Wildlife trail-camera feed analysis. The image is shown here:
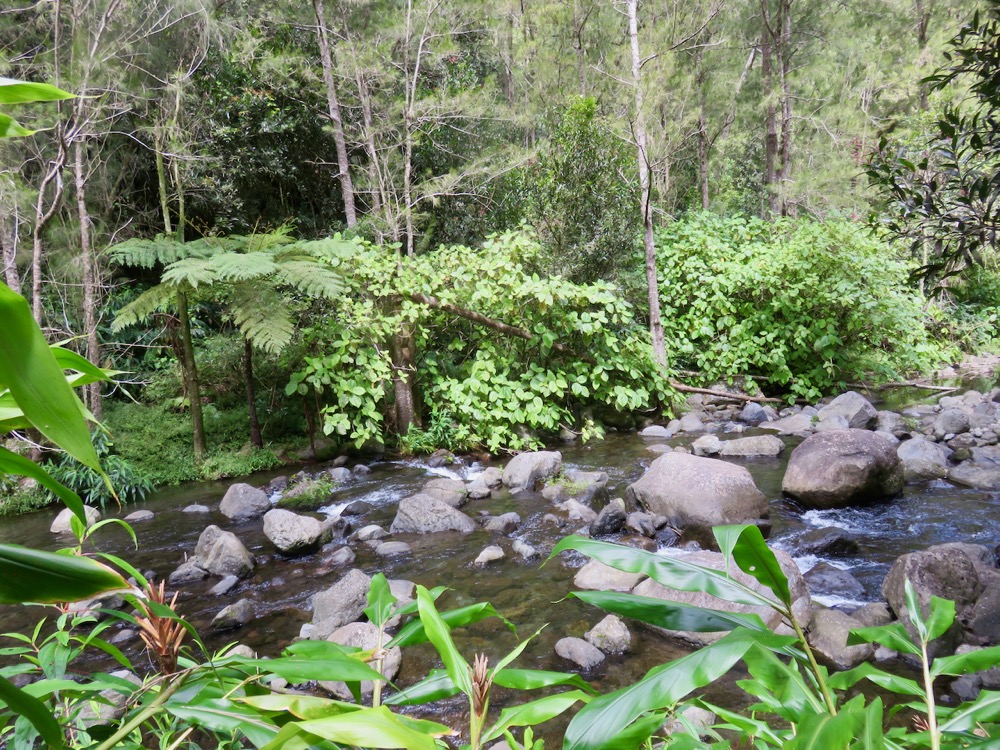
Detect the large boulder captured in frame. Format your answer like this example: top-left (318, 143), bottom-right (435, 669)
top-left (502, 451), bottom-right (562, 493)
top-left (625, 453), bottom-right (768, 533)
top-left (881, 544), bottom-right (985, 655)
top-left (50, 505), bottom-right (101, 534)
top-left (574, 560), bottom-right (646, 592)
top-left (311, 569), bottom-right (372, 640)
top-left (719, 435), bottom-right (785, 458)
top-left (263, 509), bottom-right (329, 554)
top-left (389, 494), bottom-right (477, 534)
top-left (782, 429), bottom-right (903, 509)
top-left (631, 548), bottom-right (810, 647)
top-left (817, 391), bottom-right (877, 430)
top-left (933, 409), bottom-right (971, 440)
top-left (195, 525), bottom-right (255, 578)
top-left (421, 478), bottom-right (468, 508)
top-left (804, 562), bottom-right (866, 599)
top-left (219, 483), bottom-right (271, 522)
top-left (590, 498), bottom-right (627, 536)
top-left (948, 462), bottom-right (1000, 490)
top-left (897, 438), bottom-right (953, 481)
top-left (785, 527), bottom-right (859, 557)
top-left (807, 608), bottom-right (874, 670)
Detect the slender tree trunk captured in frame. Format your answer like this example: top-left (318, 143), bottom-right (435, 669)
top-left (761, 34), bottom-right (779, 217)
top-left (244, 338), bottom-right (262, 448)
top-left (572, 0), bottom-right (588, 96)
top-left (390, 323), bottom-right (417, 434)
top-left (777, 0), bottom-right (793, 215)
top-left (0, 213), bottom-right (19, 293)
top-left (403, 124), bottom-right (415, 257)
top-left (695, 48), bottom-right (710, 209)
top-left (915, 0), bottom-right (931, 110)
top-left (74, 138), bottom-right (103, 419)
top-left (356, 70), bottom-right (384, 214)
top-left (177, 289), bottom-right (206, 464)
top-left (627, 0), bottom-right (667, 369)
top-left (312, 0), bottom-right (357, 227)
top-left (31, 141), bottom-right (67, 325)
top-left (154, 123), bottom-right (172, 234)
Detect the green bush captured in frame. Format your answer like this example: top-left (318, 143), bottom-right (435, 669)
top-left (656, 213), bottom-right (949, 400)
top-left (44, 430), bottom-right (155, 508)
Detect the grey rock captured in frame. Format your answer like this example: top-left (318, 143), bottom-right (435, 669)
top-left (212, 599), bottom-right (255, 631)
top-left (426, 449), bottom-right (456, 468)
top-left (210, 575), bottom-right (239, 596)
top-left (124, 510), bottom-right (154, 523)
top-left (948, 462), bottom-right (1000, 490)
top-left (898, 438), bottom-right (953, 481)
top-left (640, 425), bottom-right (675, 438)
top-left (876, 410), bottom-right (911, 438)
top-left (815, 414), bottom-right (850, 432)
top-left (786, 527), bottom-right (860, 557)
top-left (852, 602), bottom-right (892, 628)
top-left (805, 562), bottom-right (866, 599)
top-left (626, 452), bottom-right (768, 531)
top-left (168, 559), bottom-right (209, 584)
top-left (390, 494), bottom-right (477, 534)
top-left (352, 464), bottom-right (371, 476)
top-left (691, 435), bottom-right (722, 456)
top-left (474, 545), bottom-right (505, 565)
top-left (817, 391), bottom-right (877, 429)
top-left (50, 505), bottom-right (101, 534)
top-left (663, 706), bottom-right (718, 739)
top-left (311, 569), bottom-right (372, 640)
top-left (590, 499), bottom-right (627, 536)
top-left (375, 541), bottom-right (411, 557)
top-left (740, 402), bottom-right (768, 425)
top-left (970, 580), bottom-right (1000, 643)
top-left (808, 608), bottom-right (874, 670)
top-left (555, 637), bottom-right (604, 669)
top-left (466, 480), bottom-right (492, 500)
top-left (952, 674), bottom-right (982, 702)
top-left (422, 478), bottom-right (467, 508)
top-left (196, 526), bottom-right (255, 578)
top-left (970, 445), bottom-right (1000, 465)
top-left (502, 451), bottom-right (562, 493)
top-left (342, 500), bottom-right (372, 516)
top-left (182, 504), bottom-right (210, 514)
top-left (934, 409), bottom-right (972, 440)
top-left (782, 429), bottom-right (903, 509)
top-left (625, 511), bottom-right (660, 538)
top-left (354, 524), bottom-right (388, 542)
top-left (219, 483), bottom-right (271, 522)
top-left (479, 467), bottom-right (503, 488)
top-left (512, 539), bottom-right (538, 559)
top-left (326, 467), bottom-right (352, 484)
top-left (584, 615), bottom-right (631, 653)
top-left (322, 546), bottom-right (356, 567)
top-left (77, 670), bottom-right (141, 727)
top-left (558, 499), bottom-right (597, 523)
top-left (678, 413), bottom-right (705, 433)
top-left (719, 435), bottom-right (786, 458)
top-left (263, 509), bottom-right (329, 554)
top-left (320, 622), bottom-right (401, 699)
top-left (482, 512), bottom-right (521, 534)
top-left (761, 412), bottom-right (815, 435)
top-left (575, 560), bottom-right (646, 591)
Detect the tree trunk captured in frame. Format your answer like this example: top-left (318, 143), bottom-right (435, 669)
top-left (177, 289), bottom-right (207, 464)
top-left (356, 69), bottom-right (385, 214)
top-left (390, 322), bottom-right (417, 434)
top-left (761, 31), bottom-right (779, 217)
top-left (312, 0), bottom-right (357, 227)
top-left (74, 138), bottom-right (103, 419)
top-left (244, 338), bottom-right (262, 448)
top-left (627, 0), bottom-right (667, 369)
top-left (777, 0), bottom-right (793, 215)
top-left (31, 141), bottom-right (67, 325)
top-left (0, 213), bottom-right (19, 293)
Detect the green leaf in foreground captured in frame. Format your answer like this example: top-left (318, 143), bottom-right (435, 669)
top-left (0, 544), bottom-right (129, 604)
top-left (0, 674), bottom-right (64, 748)
top-left (293, 705), bottom-right (450, 750)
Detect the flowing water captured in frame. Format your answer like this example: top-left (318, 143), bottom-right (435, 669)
top-left (2, 409), bottom-right (999, 731)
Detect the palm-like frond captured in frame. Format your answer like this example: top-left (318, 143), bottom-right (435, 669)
top-left (112, 283), bottom-right (177, 330)
top-left (275, 260), bottom-right (346, 301)
top-left (107, 236), bottom-right (206, 268)
top-left (161, 258), bottom-right (219, 289)
top-left (228, 283), bottom-right (294, 354)
top-left (205, 252), bottom-right (279, 281)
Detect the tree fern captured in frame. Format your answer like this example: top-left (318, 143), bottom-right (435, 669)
top-left (204, 251), bottom-right (279, 282)
top-left (111, 283), bottom-right (177, 331)
top-left (108, 236), bottom-right (212, 268)
top-left (275, 259), bottom-right (346, 300)
top-left (161, 258), bottom-right (220, 288)
top-left (228, 283), bottom-right (295, 354)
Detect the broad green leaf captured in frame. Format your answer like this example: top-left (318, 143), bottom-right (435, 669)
top-left (939, 690), bottom-right (1000, 733)
top-left (0, 77), bottom-right (75, 105)
top-left (482, 690), bottom-right (590, 743)
top-left (239, 693), bottom-right (356, 720)
top-left (0, 285), bottom-right (103, 502)
top-left (383, 670), bottom-right (458, 706)
top-left (0, 446), bottom-right (85, 520)
top-left (50, 347), bottom-right (110, 384)
top-left (827, 662), bottom-right (923, 697)
top-left (847, 622), bottom-right (921, 656)
top-left (548, 536), bottom-right (776, 609)
top-left (364, 573), bottom-right (396, 629)
top-left (563, 629), bottom-right (760, 750)
top-left (932, 644), bottom-right (1000, 677)
top-left (0, 544), bottom-right (129, 604)
top-left (493, 668), bottom-right (596, 694)
top-left (388, 599), bottom-right (514, 648)
top-left (851, 698), bottom-right (885, 750)
top-left (924, 595), bottom-right (956, 642)
top-left (239, 642), bottom-right (384, 684)
top-left (415, 585), bottom-right (472, 696)
top-left (740, 643), bottom-right (826, 720)
top-left (0, 113), bottom-right (34, 137)
top-left (294, 705), bottom-right (449, 750)
top-left (570, 590), bottom-right (770, 633)
top-left (788, 705), bottom-right (866, 750)
top-left (0, 675), bottom-right (64, 748)
top-left (717, 524), bottom-right (791, 606)
top-left (904, 580), bottom-right (927, 641)
top-left (705, 702), bottom-right (783, 745)
top-left (165, 697), bottom-right (279, 747)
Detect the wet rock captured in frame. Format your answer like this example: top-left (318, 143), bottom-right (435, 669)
top-left (512, 539), bottom-right (538, 559)
top-left (678, 413), bottom-right (705, 433)
top-left (574, 560), bottom-right (645, 591)
top-left (466, 480), bottom-right (492, 500)
top-left (210, 575), bottom-right (240, 596)
top-left (625, 511), bottom-right (660, 538)
top-left (50, 505), bottom-right (101, 534)
top-left (626, 453), bottom-right (768, 533)
top-left (341, 500), bottom-right (372, 516)
top-left (266, 476), bottom-right (289, 494)
top-left (352, 464), bottom-right (371, 476)
top-left (474, 545), bottom-right (505, 565)
top-left (590, 498), bottom-right (627, 536)
top-left (882, 544), bottom-right (984, 656)
top-left (970, 580), bottom-right (1000, 643)
top-left (934, 409), bottom-right (971, 440)
top-left (212, 599), bottom-right (255, 631)
top-left (77, 670), bottom-right (142, 727)
top-left (782, 429), bottom-right (903, 509)
top-left (585, 615), bottom-right (631, 653)
top-left (327, 467), bottom-right (352, 484)
top-left (898, 438), bottom-right (953, 481)
top-left (876, 411), bottom-right (910, 438)
top-left (691, 435), bottom-right (722, 456)
top-left (948, 462), bottom-right (1000, 490)
top-left (621, 535), bottom-right (658, 552)
top-left (331, 455), bottom-right (349, 468)
top-left (482, 512), bottom-right (520, 534)
top-left (320, 622), bottom-right (401, 700)
top-left (124, 510), bottom-right (154, 523)
top-left (786, 527), bottom-right (860, 557)
top-left (632, 548), bottom-right (810, 647)
top-left (852, 602), bottom-right (892, 628)
top-left (740, 402), bottom-right (768, 425)
top-left (168, 559), bottom-right (208, 584)
top-left (645, 443), bottom-right (672, 454)
top-left (719, 435), bottom-right (785, 458)
top-left (195, 526), bottom-right (255, 578)
top-left (263, 509), bottom-right (329, 554)
top-left (760, 412), bottom-right (815, 435)
top-left (426, 449), bottom-right (456, 468)
top-left (640, 425), bottom-right (675, 438)
top-left (815, 415), bottom-right (850, 432)
top-left (375, 541), bottom-right (411, 557)
top-left (220, 483), bottom-right (271, 522)
top-left (354, 524), bottom-right (389, 542)
top-left (390, 494), bottom-right (477, 534)
top-left (805, 562), bottom-right (866, 599)
top-left (807, 608), bottom-right (874, 670)
top-left (952, 674), bottom-right (982, 702)
top-left (322, 545), bottom-right (356, 567)
top-left (542, 513), bottom-right (563, 527)
top-left (182, 504), bottom-right (209, 513)
top-left (311, 569), bottom-right (372, 640)
top-left (66, 591), bottom-right (126, 620)
top-left (555, 637), bottom-right (604, 669)
top-left (502, 451), bottom-right (562, 493)
top-left (422, 478), bottom-right (468, 508)
top-left (479, 467), bottom-right (503, 488)
top-left (817, 391), bottom-right (877, 429)
top-left (543, 470), bottom-right (609, 504)
top-left (558, 499), bottom-right (597, 524)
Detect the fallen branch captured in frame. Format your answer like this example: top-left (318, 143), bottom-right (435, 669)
top-left (844, 381), bottom-right (959, 393)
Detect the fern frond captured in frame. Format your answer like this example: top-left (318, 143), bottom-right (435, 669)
top-left (108, 237), bottom-right (190, 268)
top-left (275, 260), bottom-right (346, 301)
top-left (228, 284), bottom-right (294, 354)
top-left (112, 284), bottom-right (177, 330)
top-left (162, 258), bottom-right (219, 289)
top-left (292, 236), bottom-right (367, 262)
top-left (205, 252), bottom-right (279, 282)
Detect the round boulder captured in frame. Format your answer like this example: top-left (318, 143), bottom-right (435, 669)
top-left (389, 494), bottom-right (477, 534)
top-left (219, 483), bottom-right (271, 522)
top-left (897, 438), bottom-right (953, 481)
top-left (817, 391), bottom-right (877, 429)
top-left (625, 452), bottom-right (768, 533)
top-left (502, 451), bottom-right (562, 493)
top-left (195, 525), bottom-right (255, 579)
top-left (50, 505), bottom-right (101, 534)
top-left (263, 509), bottom-right (328, 554)
top-left (782, 429), bottom-right (903, 509)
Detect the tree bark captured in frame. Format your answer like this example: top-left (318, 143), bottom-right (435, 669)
top-left (312, 0), bottom-right (357, 227)
top-left (777, 0), bottom-right (793, 215)
top-left (761, 28), bottom-right (779, 216)
top-left (74, 138), bottom-right (102, 419)
top-left (0, 212), bottom-right (20, 293)
top-left (627, 0), bottom-right (667, 369)
top-left (244, 338), bottom-right (262, 448)
top-left (31, 141), bottom-right (67, 325)
top-left (177, 289), bottom-right (207, 464)
top-left (390, 323), bottom-right (417, 434)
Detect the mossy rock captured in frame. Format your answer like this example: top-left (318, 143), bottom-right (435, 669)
top-left (277, 478), bottom-right (335, 511)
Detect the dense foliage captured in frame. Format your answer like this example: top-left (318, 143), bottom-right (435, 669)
top-left (656, 213), bottom-right (949, 400)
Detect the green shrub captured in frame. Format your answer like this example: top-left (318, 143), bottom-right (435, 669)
top-left (656, 213), bottom-right (948, 400)
top-left (43, 430), bottom-right (155, 508)
top-left (199, 448), bottom-right (283, 481)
